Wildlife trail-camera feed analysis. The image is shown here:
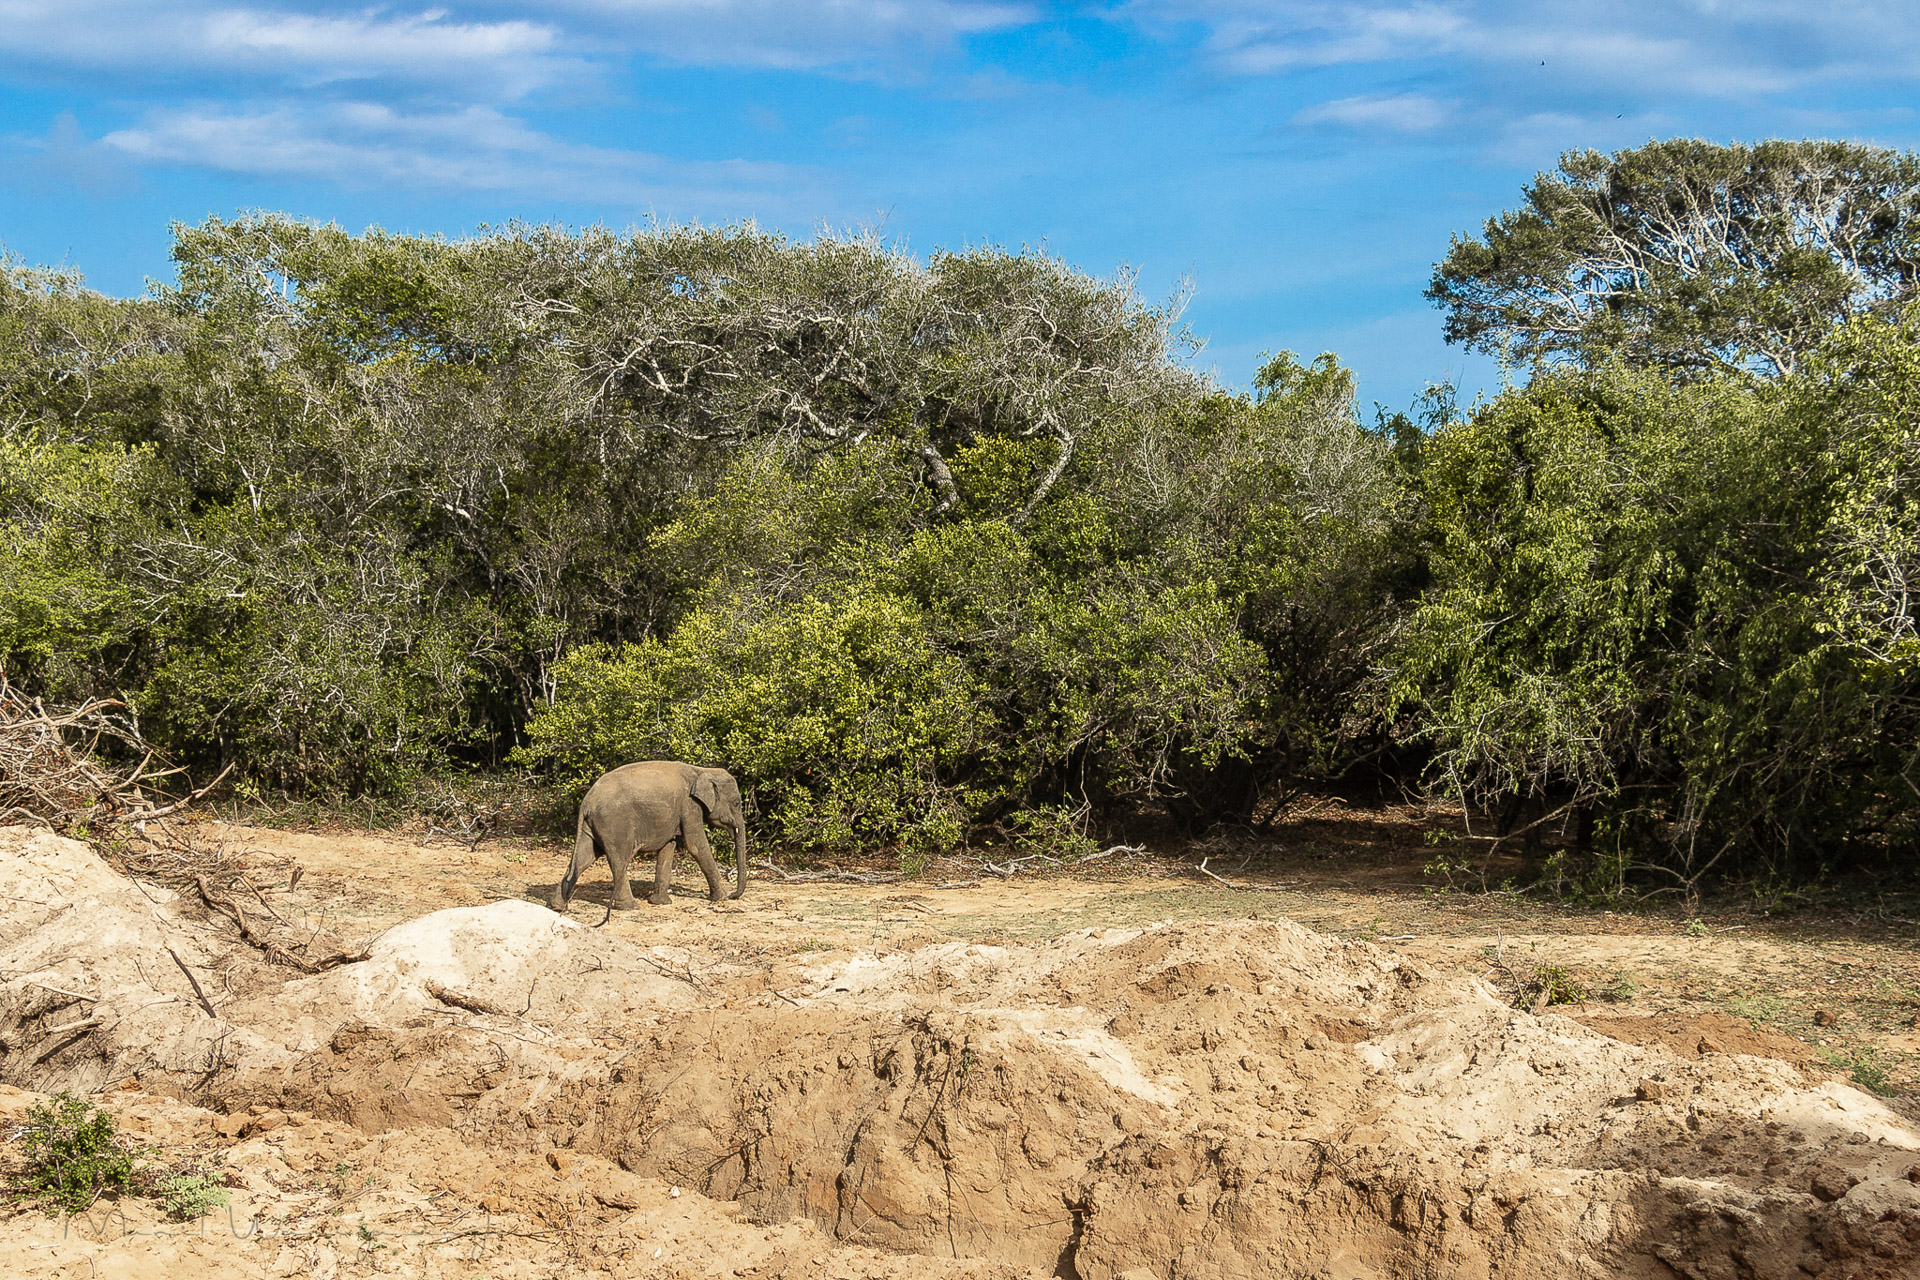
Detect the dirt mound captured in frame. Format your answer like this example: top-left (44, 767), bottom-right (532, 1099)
top-left (4, 827), bottom-right (1919, 1279)
top-left (0, 1083), bottom-right (1033, 1280)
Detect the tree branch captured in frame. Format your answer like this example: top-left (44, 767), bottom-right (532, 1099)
top-left (1010, 422), bottom-right (1075, 528)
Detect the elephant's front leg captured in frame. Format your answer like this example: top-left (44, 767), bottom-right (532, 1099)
top-left (608, 846), bottom-right (641, 910)
top-left (681, 814), bottom-right (728, 903)
top-left (649, 842), bottom-right (676, 906)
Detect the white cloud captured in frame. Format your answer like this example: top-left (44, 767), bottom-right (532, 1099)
top-left (555, 0), bottom-right (1036, 72)
top-left (0, 1), bottom-right (1038, 91)
top-left (100, 101), bottom-right (813, 207)
top-left (1127, 1), bottom-right (1920, 101)
top-left (1294, 92), bottom-right (1450, 133)
top-left (0, 2), bottom-right (574, 98)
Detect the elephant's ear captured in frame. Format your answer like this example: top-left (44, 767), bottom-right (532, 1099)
top-left (690, 769), bottom-right (721, 815)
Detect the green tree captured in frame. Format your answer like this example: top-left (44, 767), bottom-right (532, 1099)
top-left (1428, 139), bottom-right (1920, 378)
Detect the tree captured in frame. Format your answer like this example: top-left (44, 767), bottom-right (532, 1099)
top-left (1428, 139), bottom-right (1920, 378)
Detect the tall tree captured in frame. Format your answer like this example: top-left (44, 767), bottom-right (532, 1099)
top-left (1428, 139), bottom-right (1920, 378)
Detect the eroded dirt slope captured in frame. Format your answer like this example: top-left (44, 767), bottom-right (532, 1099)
top-left (4, 825), bottom-right (1920, 1279)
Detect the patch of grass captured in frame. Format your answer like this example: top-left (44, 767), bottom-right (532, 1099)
top-left (1517, 964), bottom-right (1588, 1007)
top-left (1823, 1045), bottom-right (1895, 1096)
top-left (1599, 971), bottom-right (1641, 1003)
top-left (153, 1168), bottom-right (231, 1220)
top-left (10, 1091), bottom-right (139, 1214)
top-left (1684, 918), bottom-right (1711, 938)
top-left (1729, 993), bottom-right (1785, 1028)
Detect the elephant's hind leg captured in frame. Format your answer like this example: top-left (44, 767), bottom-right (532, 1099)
top-left (608, 844), bottom-right (642, 910)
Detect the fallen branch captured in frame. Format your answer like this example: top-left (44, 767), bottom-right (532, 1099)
top-left (130, 762), bottom-right (235, 822)
top-left (192, 875), bottom-right (368, 975)
top-left (1081, 843), bottom-right (1148, 863)
top-left (1190, 856), bottom-right (1294, 892)
top-left (0, 674), bottom-right (229, 826)
top-left (166, 947), bottom-right (219, 1018)
top-left (425, 981), bottom-right (508, 1017)
top-left (750, 859), bottom-right (903, 885)
top-left (982, 852), bottom-right (1060, 879)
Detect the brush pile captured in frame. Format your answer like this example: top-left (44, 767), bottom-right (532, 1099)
top-left (0, 673), bottom-right (228, 827)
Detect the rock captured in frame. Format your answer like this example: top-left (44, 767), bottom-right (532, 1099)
top-left (242, 1109), bottom-right (289, 1137)
top-left (1814, 1009), bottom-right (1837, 1027)
top-left (1810, 1167), bottom-right (1858, 1203)
top-left (212, 1112), bottom-right (247, 1139)
top-left (1636, 1080), bottom-right (1666, 1102)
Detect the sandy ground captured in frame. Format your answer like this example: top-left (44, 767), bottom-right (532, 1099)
top-left (3, 811), bottom-right (1919, 1279)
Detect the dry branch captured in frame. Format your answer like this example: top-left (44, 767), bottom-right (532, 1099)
top-left (191, 875), bottom-right (367, 975)
top-left (167, 947), bottom-right (219, 1018)
top-left (750, 859), bottom-right (904, 885)
top-left (1190, 856), bottom-right (1294, 892)
top-left (426, 981), bottom-right (508, 1016)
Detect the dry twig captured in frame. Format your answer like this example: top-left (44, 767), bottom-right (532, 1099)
top-left (1190, 856), bottom-right (1294, 892)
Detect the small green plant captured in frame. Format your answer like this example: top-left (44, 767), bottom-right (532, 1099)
top-left (1600, 971), bottom-right (1642, 1003)
top-left (1517, 964), bottom-right (1588, 1008)
top-left (1822, 1045), bottom-right (1894, 1096)
top-left (12, 1092), bottom-right (139, 1213)
top-left (1421, 852), bottom-right (1474, 893)
top-left (154, 1169), bottom-right (231, 1220)
top-left (501, 851), bottom-right (527, 865)
top-left (1729, 993), bottom-right (1785, 1028)
top-left (328, 1160), bottom-right (366, 1199)
top-left (1684, 918), bottom-right (1711, 938)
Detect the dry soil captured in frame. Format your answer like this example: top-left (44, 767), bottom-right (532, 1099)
top-left (3, 811), bottom-right (1919, 1280)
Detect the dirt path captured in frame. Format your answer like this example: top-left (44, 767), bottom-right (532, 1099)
top-left (196, 810), bottom-right (1920, 1095)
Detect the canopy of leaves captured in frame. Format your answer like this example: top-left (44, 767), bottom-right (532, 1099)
top-left (11, 183), bottom-right (1914, 888)
top-left (1428, 139), bottom-right (1920, 378)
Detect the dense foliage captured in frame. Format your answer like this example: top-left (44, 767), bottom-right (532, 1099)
top-left (5, 147), bottom-right (1919, 892)
top-left (1395, 331), bottom-right (1920, 894)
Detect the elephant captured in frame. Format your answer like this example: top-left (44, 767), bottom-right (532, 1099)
top-left (547, 761), bottom-right (747, 913)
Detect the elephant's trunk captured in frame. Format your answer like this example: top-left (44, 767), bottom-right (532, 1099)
top-left (729, 814), bottom-right (748, 899)
top-left (551, 817), bottom-right (596, 911)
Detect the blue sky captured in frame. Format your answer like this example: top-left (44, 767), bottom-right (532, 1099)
top-left (4, 2), bottom-right (1919, 412)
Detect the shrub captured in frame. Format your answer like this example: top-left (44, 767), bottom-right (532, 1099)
top-left (12, 1092), bottom-right (138, 1213)
top-left (523, 587), bottom-right (987, 855)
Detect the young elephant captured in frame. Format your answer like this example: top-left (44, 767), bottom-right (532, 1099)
top-left (547, 761), bottom-right (747, 912)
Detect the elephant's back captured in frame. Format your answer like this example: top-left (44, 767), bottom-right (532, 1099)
top-left (588, 760), bottom-right (690, 793)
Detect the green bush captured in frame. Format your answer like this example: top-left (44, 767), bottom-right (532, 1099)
top-left (1390, 332), bottom-right (1920, 892)
top-left (12, 1092), bottom-right (138, 1213)
top-left (523, 586), bottom-right (987, 855)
